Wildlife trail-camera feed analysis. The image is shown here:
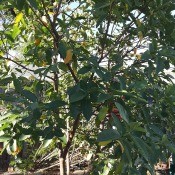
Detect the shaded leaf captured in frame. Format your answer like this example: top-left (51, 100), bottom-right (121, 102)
top-left (78, 66), bottom-right (92, 74)
top-left (132, 136), bottom-right (149, 161)
top-left (15, 0), bottom-right (26, 11)
top-left (97, 93), bottom-right (112, 102)
top-left (97, 129), bottom-right (120, 142)
top-left (111, 113), bottom-right (123, 134)
top-left (81, 98), bottom-right (93, 121)
top-left (22, 90), bottom-right (37, 102)
top-left (69, 102), bottom-right (81, 119)
top-left (115, 102), bottom-right (129, 123)
top-left (69, 89), bottom-right (87, 103)
top-left (13, 79), bottom-right (22, 92)
top-left (45, 100), bottom-right (66, 110)
top-left (28, 0), bottom-right (38, 9)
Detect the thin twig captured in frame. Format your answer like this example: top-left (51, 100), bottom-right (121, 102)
top-left (41, 0), bottom-right (60, 41)
top-left (98, 1), bottom-right (114, 64)
top-left (28, 4), bottom-right (55, 40)
top-left (0, 56), bottom-right (55, 81)
top-left (66, 63), bottom-right (79, 83)
top-left (53, 0), bottom-right (63, 25)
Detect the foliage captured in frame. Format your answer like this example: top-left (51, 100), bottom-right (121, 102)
top-left (0, 0), bottom-right (175, 174)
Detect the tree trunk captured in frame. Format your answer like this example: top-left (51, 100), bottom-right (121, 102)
top-left (0, 149), bottom-right (10, 172)
top-left (66, 117), bottom-right (70, 175)
top-left (59, 157), bottom-right (66, 175)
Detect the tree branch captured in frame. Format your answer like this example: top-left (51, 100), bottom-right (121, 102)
top-left (28, 4), bottom-right (56, 40)
top-left (53, 0), bottom-right (63, 25)
top-left (66, 63), bottom-right (79, 83)
top-left (41, 0), bottom-right (60, 42)
top-left (0, 56), bottom-right (55, 81)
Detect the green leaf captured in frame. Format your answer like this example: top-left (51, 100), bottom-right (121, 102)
top-left (97, 106), bottom-right (108, 122)
top-left (13, 79), bottom-right (22, 92)
top-left (156, 57), bottom-right (164, 74)
top-left (19, 134), bottom-right (31, 141)
top-left (132, 136), bottom-right (149, 161)
top-left (78, 66), bottom-right (92, 74)
top-left (149, 124), bottom-right (164, 136)
top-left (58, 62), bottom-right (68, 72)
top-left (111, 113), bottom-right (123, 134)
top-left (69, 102), bottom-right (81, 119)
top-left (45, 100), bottom-right (66, 110)
top-left (69, 89), bottom-right (87, 103)
top-left (94, 67), bottom-right (105, 79)
top-left (0, 135), bottom-right (11, 142)
top-left (0, 113), bottom-right (18, 122)
top-left (81, 98), bottom-right (93, 121)
top-left (45, 49), bottom-right (52, 64)
top-left (89, 56), bottom-right (99, 67)
top-left (58, 41), bottom-right (67, 58)
top-left (96, 14), bottom-right (107, 27)
top-left (12, 25), bottom-right (21, 39)
top-left (0, 77), bottom-right (13, 85)
top-left (28, 0), bottom-right (38, 9)
top-left (166, 143), bottom-right (175, 154)
top-left (42, 139), bottom-right (52, 148)
top-left (22, 90), bottom-right (37, 102)
top-left (32, 108), bottom-right (41, 119)
top-left (97, 93), bottom-right (112, 102)
top-left (141, 50), bottom-right (151, 60)
top-left (15, 0), bottom-right (26, 11)
top-left (121, 140), bottom-right (132, 166)
top-left (118, 76), bottom-right (126, 90)
top-left (115, 102), bottom-right (129, 123)
top-left (97, 129), bottom-right (120, 142)
top-left (115, 159), bottom-right (124, 174)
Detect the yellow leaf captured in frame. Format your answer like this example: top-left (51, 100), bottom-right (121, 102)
top-left (81, 42), bottom-right (87, 47)
top-left (14, 13), bottom-right (23, 24)
top-left (98, 140), bottom-right (112, 146)
top-left (29, 75), bottom-right (35, 80)
top-left (64, 49), bottom-right (73, 64)
top-left (35, 38), bottom-right (41, 46)
top-left (42, 61), bottom-right (47, 67)
top-left (136, 19), bottom-right (142, 27)
top-left (116, 140), bottom-right (124, 153)
top-left (138, 31), bottom-right (143, 41)
top-left (136, 54), bottom-right (141, 60)
top-left (125, 3), bottom-right (129, 11)
top-left (48, 11), bottom-right (54, 15)
top-left (11, 146), bottom-right (21, 156)
top-left (40, 115), bottom-right (46, 120)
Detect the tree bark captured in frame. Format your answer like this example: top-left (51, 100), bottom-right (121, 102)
top-left (66, 118), bottom-right (70, 175)
top-left (59, 156), bottom-right (66, 175)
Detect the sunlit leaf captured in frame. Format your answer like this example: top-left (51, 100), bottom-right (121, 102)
top-left (14, 12), bottom-right (23, 24)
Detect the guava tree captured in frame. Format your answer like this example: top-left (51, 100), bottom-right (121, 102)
top-left (0, 0), bottom-right (175, 174)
